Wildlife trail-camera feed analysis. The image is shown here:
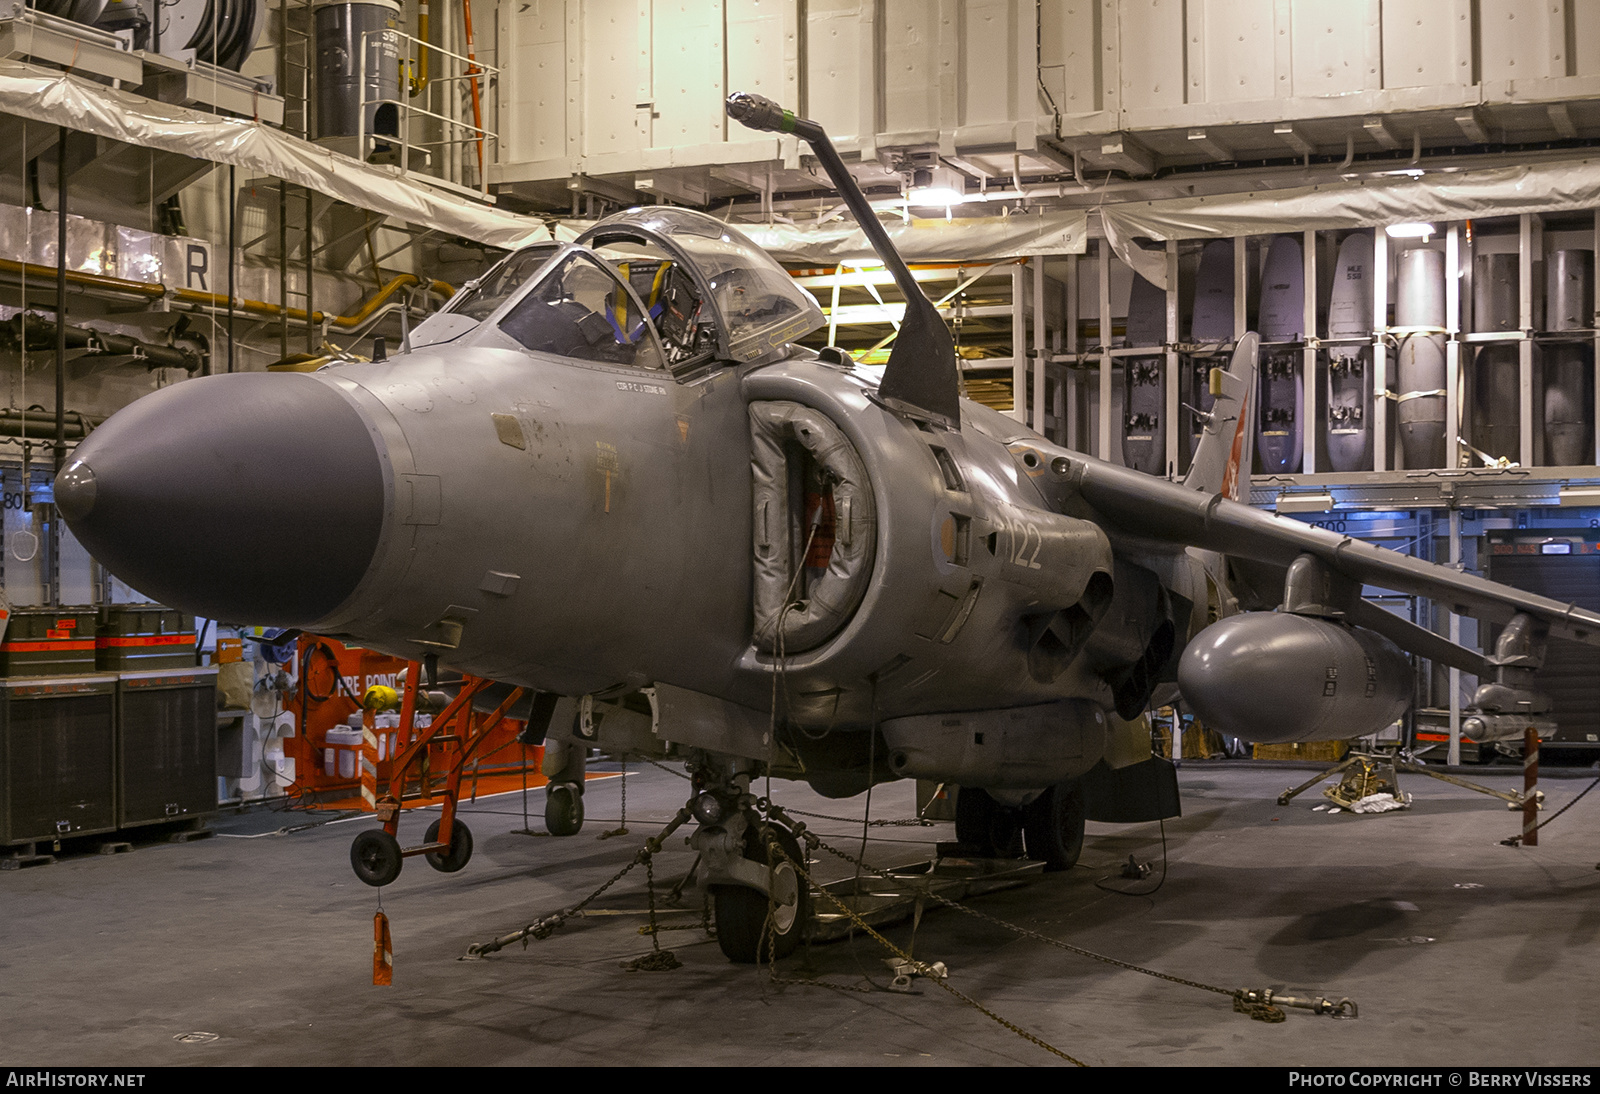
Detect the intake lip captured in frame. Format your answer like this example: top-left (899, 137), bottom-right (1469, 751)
top-left (56, 373), bottom-right (386, 626)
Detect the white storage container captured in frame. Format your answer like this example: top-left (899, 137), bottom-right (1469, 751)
top-left (324, 725), bottom-right (365, 779)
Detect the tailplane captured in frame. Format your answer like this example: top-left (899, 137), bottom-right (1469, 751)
top-left (1182, 333), bottom-right (1258, 502)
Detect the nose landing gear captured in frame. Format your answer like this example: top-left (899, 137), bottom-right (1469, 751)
top-left (711, 822), bottom-right (809, 963)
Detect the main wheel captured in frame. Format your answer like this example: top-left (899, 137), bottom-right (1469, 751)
top-left (423, 818), bottom-right (473, 873)
top-left (350, 829), bottom-right (403, 887)
top-left (714, 824), bottom-right (809, 964)
top-left (1023, 779), bottom-right (1086, 872)
top-left (955, 786), bottom-right (1024, 858)
top-left (545, 782), bottom-right (584, 836)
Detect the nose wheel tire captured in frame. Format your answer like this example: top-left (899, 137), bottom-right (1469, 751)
top-left (713, 824), bottom-right (809, 964)
top-left (423, 818), bottom-right (473, 873)
top-left (1023, 779), bottom-right (1086, 872)
top-left (351, 829), bottom-right (403, 887)
top-left (545, 781), bottom-right (584, 836)
top-left (955, 786), bottom-right (1024, 858)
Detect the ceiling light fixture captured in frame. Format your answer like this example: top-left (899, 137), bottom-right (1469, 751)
top-left (906, 166), bottom-right (967, 207)
top-left (1385, 221), bottom-right (1437, 241)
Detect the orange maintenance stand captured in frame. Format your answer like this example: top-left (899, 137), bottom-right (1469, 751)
top-left (282, 636), bottom-right (542, 810)
top-left (349, 673), bottom-right (531, 886)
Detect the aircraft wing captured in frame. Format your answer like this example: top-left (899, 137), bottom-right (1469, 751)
top-left (1066, 456), bottom-right (1600, 647)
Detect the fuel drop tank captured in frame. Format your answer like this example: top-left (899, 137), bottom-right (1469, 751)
top-left (1177, 613), bottom-right (1411, 743)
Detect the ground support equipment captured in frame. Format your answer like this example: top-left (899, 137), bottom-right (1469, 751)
top-left (348, 670), bottom-right (525, 886)
top-left (1275, 748), bottom-right (1542, 813)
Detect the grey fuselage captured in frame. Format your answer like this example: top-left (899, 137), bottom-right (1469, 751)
top-left (298, 340), bottom-right (1214, 732)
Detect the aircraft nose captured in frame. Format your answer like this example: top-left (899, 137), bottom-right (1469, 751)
top-left (57, 373), bottom-right (386, 625)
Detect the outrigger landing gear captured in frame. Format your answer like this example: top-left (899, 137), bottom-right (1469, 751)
top-left (541, 738), bottom-right (588, 837)
top-left (544, 783), bottom-right (584, 836)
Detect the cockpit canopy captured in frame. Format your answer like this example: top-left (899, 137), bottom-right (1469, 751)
top-left (579, 208), bottom-right (824, 364)
top-left (408, 208), bottom-right (823, 370)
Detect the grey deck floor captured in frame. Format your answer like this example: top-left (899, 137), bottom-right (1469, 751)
top-left (3, 761), bottom-right (1597, 1067)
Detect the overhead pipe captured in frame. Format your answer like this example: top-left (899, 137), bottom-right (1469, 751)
top-left (171, 273), bottom-right (454, 329)
top-left (811, 177), bottom-right (1091, 225)
top-left (742, 127), bottom-right (1582, 224)
top-left (0, 259), bottom-right (451, 332)
top-left (0, 258), bottom-right (169, 300)
top-left (409, 0), bottom-right (430, 96)
top-left (1, 314), bottom-right (204, 372)
top-left (315, 299), bottom-right (414, 344)
top-left (0, 407), bottom-right (102, 440)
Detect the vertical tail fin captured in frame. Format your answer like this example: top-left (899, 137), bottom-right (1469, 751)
top-left (1183, 333), bottom-right (1258, 502)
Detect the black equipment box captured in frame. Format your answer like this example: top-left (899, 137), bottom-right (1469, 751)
top-left (0, 674), bottom-right (119, 846)
top-left (115, 666), bottom-right (218, 829)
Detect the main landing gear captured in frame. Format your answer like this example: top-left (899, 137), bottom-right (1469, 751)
top-left (956, 780), bottom-right (1086, 872)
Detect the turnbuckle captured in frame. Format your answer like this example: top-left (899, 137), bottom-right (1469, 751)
top-left (1235, 987), bottom-right (1358, 1021)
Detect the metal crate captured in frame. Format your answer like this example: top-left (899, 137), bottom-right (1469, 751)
top-left (0, 675), bottom-right (118, 847)
top-left (0, 610), bottom-right (98, 677)
top-left (115, 667), bottom-right (219, 829)
top-left (96, 607), bottom-right (197, 673)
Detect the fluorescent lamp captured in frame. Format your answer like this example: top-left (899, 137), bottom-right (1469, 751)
top-left (1385, 222), bottom-right (1437, 240)
top-left (1276, 492), bottom-right (1335, 514)
top-left (1557, 485), bottom-right (1600, 506)
top-left (906, 166), bottom-right (967, 208)
top-left (907, 186), bottom-right (965, 206)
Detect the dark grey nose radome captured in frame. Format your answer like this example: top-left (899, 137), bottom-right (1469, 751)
top-left (56, 373), bottom-right (386, 625)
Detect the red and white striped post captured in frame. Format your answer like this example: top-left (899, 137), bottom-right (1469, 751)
top-left (1521, 726), bottom-right (1539, 846)
top-left (360, 706), bottom-right (379, 813)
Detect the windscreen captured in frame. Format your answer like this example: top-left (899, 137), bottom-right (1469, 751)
top-left (447, 244), bottom-right (562, 321)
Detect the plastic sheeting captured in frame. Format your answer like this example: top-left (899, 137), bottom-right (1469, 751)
top-left (541, 211), bottom-right (1086, 265)
top-left (1101, 158), bottom-right (1600, 245)
top-left (1100, 212), bottom-right (1171, 291)
top-left (737, 210), bottom-right (1087, 264)
top-left (0, 60), bottom-right (554, 251)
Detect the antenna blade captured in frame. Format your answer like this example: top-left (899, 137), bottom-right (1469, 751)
top-left (881, 294), bottom-right (961, 425)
